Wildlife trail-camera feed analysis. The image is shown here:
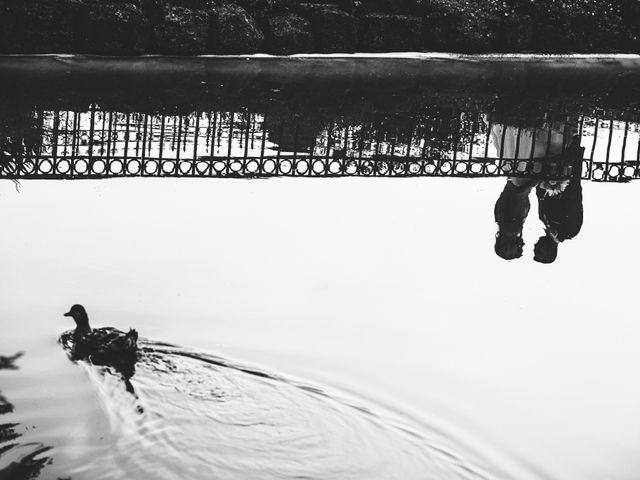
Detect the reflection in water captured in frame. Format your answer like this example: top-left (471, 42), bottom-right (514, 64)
top-left (534, 151), bottom-right (584, 264)
top-left (492, 119), bottom-right (585, 263)
top-left (1, 107), bottom-right (639, 181)
top-left (1, 62), bottom-right (640, 478)
top-left (0, 352), bottom-right (54, 480)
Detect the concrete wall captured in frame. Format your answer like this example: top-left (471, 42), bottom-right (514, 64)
top-left (0, 0), bottom-right (639, 55)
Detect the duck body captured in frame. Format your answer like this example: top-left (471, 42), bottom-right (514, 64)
top-left (60, 305), bottom-right (138, 379)
top-left (60, 327), bottom-right (138, 376)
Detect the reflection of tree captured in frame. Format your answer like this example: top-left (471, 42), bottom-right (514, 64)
top-left (0, 109), bottom-right (45, 186)
top-left (0, 352), bottom-right (54, 480)
top-left (494, 180), bottom-right (533, 260)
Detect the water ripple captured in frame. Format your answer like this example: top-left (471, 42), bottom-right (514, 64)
top-left (57, 339), bottom-right (514, 480)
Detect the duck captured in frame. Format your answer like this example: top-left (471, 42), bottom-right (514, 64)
top-left (59, 304), bottom-right (138, 379)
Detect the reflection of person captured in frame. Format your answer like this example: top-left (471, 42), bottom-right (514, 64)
top-left (494, 179), bottom-right (535, 260)
top-left (533, 137), bottom-right (584, 263)
top-left (489, 119), bottom-right (575, 161)
top-left (491, 119), bottom-right (584, 263)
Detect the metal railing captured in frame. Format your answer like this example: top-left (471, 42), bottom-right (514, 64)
top-left (2, 107), bottom-right (639, 182)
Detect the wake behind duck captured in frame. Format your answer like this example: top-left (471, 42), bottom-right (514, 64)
top-left (54, 305), bottom-right (527, 480)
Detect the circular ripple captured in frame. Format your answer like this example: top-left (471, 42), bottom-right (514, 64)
top-left (608, 165), bottom-right (620, 178)
top-left (361, 160), bottom-right (374, 175)
top-left (393, 162), bottom-right (405, 174)
top-left (295, 160), bottom-right (309, 175)
top-left (144, 161), bottom-right (158, 175)
top-left (212, 161), bottom-right (226, 175)
top-left (263, 160), bottom-right (276, 175)
top-left (312, 160), bottom-right (326, 175)
top-left (328, 160), bottom-right (342, 175)
top-left (127, 160), bottom-right (141, 175)
top-left (75, 160), bottom-right (88, 174)
top-left (196, 161), bottom-right (210, 175)
top-left (344, 160), bottom-right (358, 175)
top-left (161, 161), bottom-right (175, 175)
top-left (57, 159), bottom-right (71, 174)
top-left (246, 160), bottom-right (260, 174)
top-left (624, 166), bottom-right (636, 178)
top-left (376, 161), bottom-right (389, 175)
top-left (109, 160), bottom-right (123, 175)
top-left (91, 160), bottom-right (106, 175)
top-left (229, 160), bottom-right (243, 174)
top-left (40, 159), bottom-right (52, 174)
top-left (279, 160), bottom-right (292, 175)
top-left (179, 162), bottom-right (193, 175)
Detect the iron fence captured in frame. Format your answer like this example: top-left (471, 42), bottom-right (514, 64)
top-left (1, 107), bottom-right (639, 182)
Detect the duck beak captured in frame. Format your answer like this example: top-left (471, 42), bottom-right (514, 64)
top-left (63, 311), bottom-right (71, 317)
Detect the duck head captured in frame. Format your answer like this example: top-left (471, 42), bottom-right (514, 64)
top-left (64, 304), bottom-right (91, 334)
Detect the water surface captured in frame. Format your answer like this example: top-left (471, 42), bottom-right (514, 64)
top-left (2, 177), bottom-right (640, 479)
